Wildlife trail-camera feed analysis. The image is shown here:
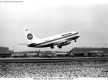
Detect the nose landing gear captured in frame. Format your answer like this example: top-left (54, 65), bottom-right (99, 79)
top-left (74, 40), bottom-right (77, 42)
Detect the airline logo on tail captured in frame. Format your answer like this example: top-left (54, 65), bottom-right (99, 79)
top-left (27, 33), bottom-right (33, 40)
top-left (23, 28), bottom-right (81, 49)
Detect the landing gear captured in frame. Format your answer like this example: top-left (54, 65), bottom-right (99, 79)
top-left (51, 45), bottom-right (54, 49)
top-left (74, 40), bottom-right (77, 42)
top-left (58, 45), bottom-right (62, 49)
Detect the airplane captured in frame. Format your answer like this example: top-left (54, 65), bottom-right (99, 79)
top-left (23, 28), bottom-right (81, 49)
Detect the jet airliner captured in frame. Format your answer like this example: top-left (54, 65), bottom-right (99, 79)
top-left (24, 28), bottom-right (81, 49)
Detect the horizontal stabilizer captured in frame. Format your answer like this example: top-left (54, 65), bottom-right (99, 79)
top-left (18, 43), bottom-right (27, 45)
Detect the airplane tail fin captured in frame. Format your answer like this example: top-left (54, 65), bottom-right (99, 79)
top-left (24, 28), bottom-right (41, 44)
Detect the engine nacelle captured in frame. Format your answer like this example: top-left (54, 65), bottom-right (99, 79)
top-left (57, 41), bottom-right (71, 47)
top-left (62, 41), bottom-right (71, 46)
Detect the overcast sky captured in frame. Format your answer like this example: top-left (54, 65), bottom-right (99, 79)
top-left (0, 0), bottom-right (108, 51)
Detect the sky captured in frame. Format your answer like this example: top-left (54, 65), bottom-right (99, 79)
top-left (0, 0), bottom-right (108, 52)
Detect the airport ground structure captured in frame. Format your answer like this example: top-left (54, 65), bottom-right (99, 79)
top-left (12, 51), bottom-right (68, 58)
top-left (0, 46), bottom-right (13, 58)
top-left (1, 46), bottom-right (108, 62)
top-left (12, 47), bottom-right (108, 58)
top-left (0, 46), bottom-right (108, 58)
top-left (69, 47), bottom-right (108, 57)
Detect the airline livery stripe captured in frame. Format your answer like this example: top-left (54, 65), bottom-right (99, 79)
top-left (36, 33), bottom-right (78, 46)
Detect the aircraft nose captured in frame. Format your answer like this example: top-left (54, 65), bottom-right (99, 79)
top-left (76, 32), bottom-right (81, 37)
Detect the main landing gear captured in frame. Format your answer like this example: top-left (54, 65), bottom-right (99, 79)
top-left (57, 45), bottom-right (62, 49)
top-left (51, 45), bottom-right (54, 49)
top-left (50, 45), bottom-right (62, 49)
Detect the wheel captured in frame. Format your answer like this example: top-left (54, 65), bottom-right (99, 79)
top-left (58, 46), bottom-right (62, 49)
top-left (51, 45), bottom-right (54, 49)
top-left (74, 40), bottom-right (77, 42)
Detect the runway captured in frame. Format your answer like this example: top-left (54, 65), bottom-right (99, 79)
top-left (0, 57), bottom-right (108, 63)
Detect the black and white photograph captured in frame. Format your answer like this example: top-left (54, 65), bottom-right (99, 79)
top-left (0, 0), bottom-right (108, 80)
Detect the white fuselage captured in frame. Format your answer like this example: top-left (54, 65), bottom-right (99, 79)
top-left (27, 31), bottom-right (80, 49)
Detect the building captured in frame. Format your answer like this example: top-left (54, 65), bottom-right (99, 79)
top-left (69, 47), bottom-right (108, 57)
top-left (0, 46), bottom-right (13, 58)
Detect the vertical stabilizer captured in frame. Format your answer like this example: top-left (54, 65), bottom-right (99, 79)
top-left (24, 28), bottom-right (40, 44)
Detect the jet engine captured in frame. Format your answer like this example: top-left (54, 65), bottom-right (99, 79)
top-left (57, 41), bottom-right (71, 48)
